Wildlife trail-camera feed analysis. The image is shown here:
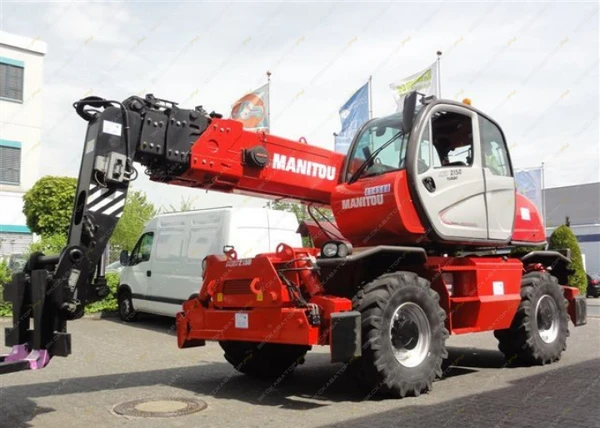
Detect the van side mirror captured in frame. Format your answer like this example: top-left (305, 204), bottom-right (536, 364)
top-left (402, 91), bottom-right (418, 132)
top-left (119, 250), bottom-right (129, 266)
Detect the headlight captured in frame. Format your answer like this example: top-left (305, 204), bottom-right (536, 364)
top-left (320, 240), bottom-right (352, 258)
top-left (322, 242), bottom-right (338, 258)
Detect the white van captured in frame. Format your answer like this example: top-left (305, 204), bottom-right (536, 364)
top-left (117, 207), bottom-right (302, 320)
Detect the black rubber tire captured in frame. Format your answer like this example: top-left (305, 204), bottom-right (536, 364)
top-left (350, 271), bottom-right (448, 398)
top-left (494, 272), bottom-right (569, 365)
top-left (219, 341), bottom-right (310, 378)
top-left (118, 290), bottom-right (139, 322)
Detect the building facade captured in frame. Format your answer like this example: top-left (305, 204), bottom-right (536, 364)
top-left (0, 31), bottom-right (46, 256)
top-left (545, 182), bottom-right (600, 274)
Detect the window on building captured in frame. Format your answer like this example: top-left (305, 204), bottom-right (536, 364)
top-left (0, 143), bottom-right (21, 185)
top-left (0, 62), bottom-right (24, 102)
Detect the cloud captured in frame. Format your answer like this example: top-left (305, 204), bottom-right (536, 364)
top-left (0, 1), bottom-right (597, 212)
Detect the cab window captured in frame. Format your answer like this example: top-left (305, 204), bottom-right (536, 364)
top-left (479, 115), bottom-right (511, 177)
top-left (430, 111), bottom-right (474, 168)
top-left (417, 123), bottom-right (432, 174)
top-left (129, 232), bottom-right (154, 265)
top-left (346, 114), bottom-right (409, 181)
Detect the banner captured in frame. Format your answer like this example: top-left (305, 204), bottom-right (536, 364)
top-left (334, 81), bottom-right (370, 154)
top-left (389, 62), bottom-right (438, 111)
top-left (230, 83), bottom-right (270, 131)
top-left (515, 167), bottom-right (544, 216)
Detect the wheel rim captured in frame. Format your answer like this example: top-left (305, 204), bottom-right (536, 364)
top-left (389, 302), bottom-right (431, 368)
top-left (535, 295), bottom-right (559, 344)
top-left (120, 296), bottom-right (131, 316)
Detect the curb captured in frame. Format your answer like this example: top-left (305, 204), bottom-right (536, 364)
top-left (0, 312), bottom-right (119, 321)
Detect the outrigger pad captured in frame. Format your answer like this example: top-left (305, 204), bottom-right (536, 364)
top-left (330, 311), bottom-right (361, 363)
top-left (570, 295), bottom-right (587, 326)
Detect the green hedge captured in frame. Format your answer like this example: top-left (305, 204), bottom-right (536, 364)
top-left (0, 268), bottom-right (120, 317)
top-left (0, 260), bottom-right (12, 317)
top-left (548, 225), bottom-right (587, 293)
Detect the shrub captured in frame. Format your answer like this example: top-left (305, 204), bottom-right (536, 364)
top-left (23, 176), bottom-right (77, 236)
top-left (85, 272), bottom-right (120, 314)
top-left (29, 233), bottom-right (68, 255)
top-left (0, 260), bottom-right (12, 317)
top-left (548, 225), bottom-right (587, 293)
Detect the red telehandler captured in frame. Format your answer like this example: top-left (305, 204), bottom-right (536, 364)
top-left (0, 92), bottom-right (587, 397)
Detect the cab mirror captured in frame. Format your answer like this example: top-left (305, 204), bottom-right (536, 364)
top-left (119, 250), bottom-right (129, 266)
top-left (402, 91), bottom-right (418, 132)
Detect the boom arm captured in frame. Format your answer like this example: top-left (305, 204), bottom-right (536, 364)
top-left (0, 94), bottom-right (343, 374)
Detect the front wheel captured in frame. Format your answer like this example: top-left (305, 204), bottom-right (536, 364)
top-left (495, 272), bottom-right (569, 365)
top-left (351, 271), bottom-right (448, 398)
top-left (118, 290), bottom-right (139, 322)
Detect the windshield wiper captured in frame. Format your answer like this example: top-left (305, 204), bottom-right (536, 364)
top-left (347, 131), bottom-right (404, 184)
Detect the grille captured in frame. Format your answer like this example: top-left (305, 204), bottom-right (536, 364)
top-left (222, 279), bottom-right (251, 295)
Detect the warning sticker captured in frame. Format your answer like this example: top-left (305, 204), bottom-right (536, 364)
top-left (103, 120), bottom-right (122, 137)
top-left (493, 281), bottom-right (505, 295)
top-left (235, 313), bottom-right (249, 329)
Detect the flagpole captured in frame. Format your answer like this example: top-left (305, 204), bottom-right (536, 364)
top-left (266, 70), bottom-right (272, 132)
top-left (436, 51), bottom-right (442, 97)
top-left (368, 75), bottom-right (373, 119)
top-left (541, 162), bottom-right (546, 225)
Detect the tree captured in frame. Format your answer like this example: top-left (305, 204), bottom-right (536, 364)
top-left (23, 176), bottom-right (76, 236)
top-left (161, 196), bottom-right (197, 213)
top-left (29, 233), bottom-right (67, 255)
top-left (548, 224), bottom-right (587, 293)
top-left (270, 201), bottom-right (309, 222)
top-left (111, 190), bottom-right (156, 253)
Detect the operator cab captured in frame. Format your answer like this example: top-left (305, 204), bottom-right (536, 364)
top-left (334, 92), bottom-right (516, 247)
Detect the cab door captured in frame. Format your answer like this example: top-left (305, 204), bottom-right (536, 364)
top-left (479, 115), bottom-right (515, 241)
top-left (409, 104), bottom-right (488, 241)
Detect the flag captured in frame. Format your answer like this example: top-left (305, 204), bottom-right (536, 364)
top-left (230, 83), bottom-right (270, 131)
top-left (389, 62), bottom-right (438, 111)
top-left (515, 167), bottom-right (544, 216)
top-left (334, 81), bottom-right (370, 154)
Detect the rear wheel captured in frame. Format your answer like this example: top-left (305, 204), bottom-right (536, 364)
top-left (219, 341), bottom-right (310, 378)
top-left (118, 290), bottom-right (139, 322)
top-left (495, 272), bottom-right (569, 365)
top-left (351, 271), bottom-right (448, 398)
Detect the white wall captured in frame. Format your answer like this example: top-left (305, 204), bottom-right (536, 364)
top-left (0, 31), bottom-right (46, 255)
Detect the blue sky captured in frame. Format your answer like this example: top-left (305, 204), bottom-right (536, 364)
top-left (1, 1), bottom-right (598, 209)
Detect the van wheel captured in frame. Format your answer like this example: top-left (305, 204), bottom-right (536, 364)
top-left (219, 341), bottom-right (310, 378)
top-left (118, 290), bottom-right (139, 322)
top-left (350, 271), bottom-right (448, 398)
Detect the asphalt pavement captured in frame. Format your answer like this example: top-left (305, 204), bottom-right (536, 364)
top-left (0, 314), bottom-right (599, 428)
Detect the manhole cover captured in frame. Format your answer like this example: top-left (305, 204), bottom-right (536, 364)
top-left (113, 397), bottom-right (207, 418)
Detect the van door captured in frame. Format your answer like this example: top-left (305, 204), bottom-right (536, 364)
top-left (479, 115), bottom-right (516, 240)
top-left (126, 231), bottom-right (155, 311)
top-left (410, 104), bottom-right (488, 241)
top-left (148, 223), bottom-right (188, 316)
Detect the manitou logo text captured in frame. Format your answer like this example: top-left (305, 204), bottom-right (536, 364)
top-left (272, 153), bottom-right (336, 181)
top-left (341, 184), bottom-right (390, 210)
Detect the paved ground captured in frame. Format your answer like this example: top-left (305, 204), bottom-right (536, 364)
top-left (1, 313), bottom-right (599, 428)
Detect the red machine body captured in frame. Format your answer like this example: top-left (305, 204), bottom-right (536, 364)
top-left (3, 91), bottom-right (584, 397)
